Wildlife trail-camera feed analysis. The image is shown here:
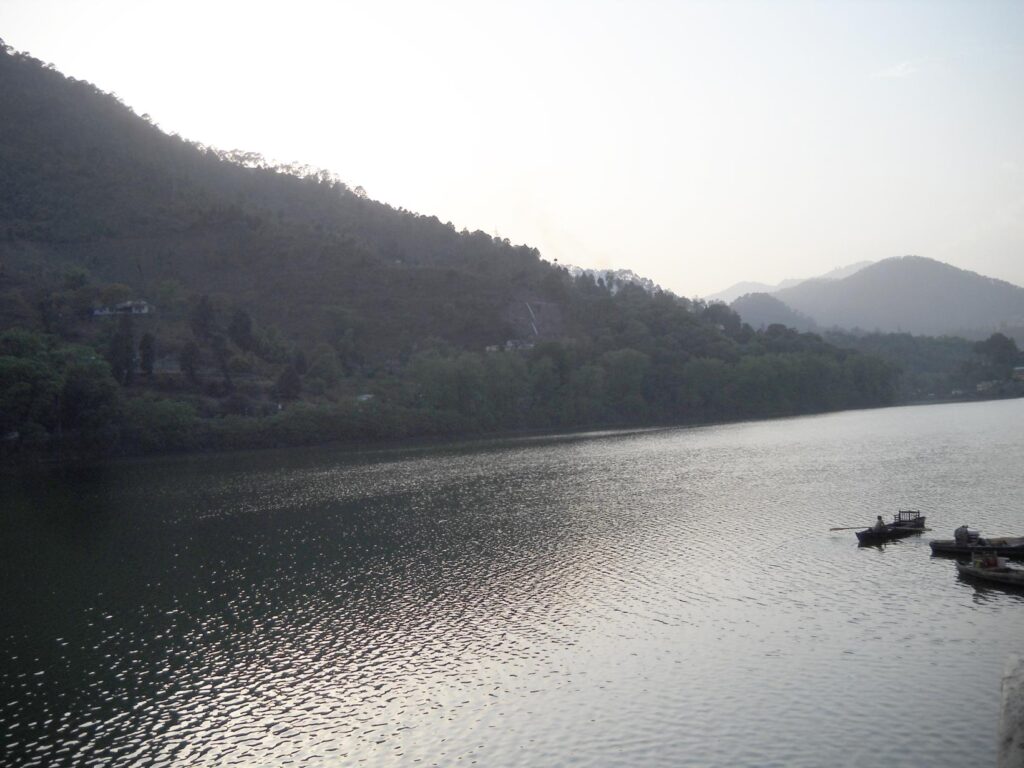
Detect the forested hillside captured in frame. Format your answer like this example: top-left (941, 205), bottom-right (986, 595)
top-left (0, 42), bottom-right (902, 458)
top-left (821, 330), bottom-right (1023, 401)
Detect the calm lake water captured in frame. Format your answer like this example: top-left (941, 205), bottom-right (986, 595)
top-left (3, 399), bottom-right (1024, 767)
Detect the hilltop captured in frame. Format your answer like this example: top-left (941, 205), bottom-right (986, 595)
top-left (730, 293), bottom-right (817, 333)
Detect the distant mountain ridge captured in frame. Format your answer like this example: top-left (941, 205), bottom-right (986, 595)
top-left (773, 256), bottom-right (1024, 339)
top-left (727, 256), bottom-right (1024, 342)
top-left (705, 261), bottom-right (872, 304)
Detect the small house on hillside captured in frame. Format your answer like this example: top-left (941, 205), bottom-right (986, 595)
top-left (93, 300), bottom-right (154, 317)
top-left (504, 339), bottom-right (535, 352)
top-left (1013, 366), bottom-right (1024, 382)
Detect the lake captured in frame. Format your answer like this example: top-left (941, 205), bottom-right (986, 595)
top-left (3, 399), bottom-right (1023, 767)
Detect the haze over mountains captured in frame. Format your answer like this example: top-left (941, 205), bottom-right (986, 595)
top-left (724, 256), bottom-right (1024, 343)
top-left (705, 262), bottom-right (873, 304)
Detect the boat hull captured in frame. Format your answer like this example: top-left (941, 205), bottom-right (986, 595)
top-left (956, 562), bottom-right (1024, 587)
top-left (856, 518), bottom-right (927, 545)
top-left (930, 537), bottom-right (1024, 557)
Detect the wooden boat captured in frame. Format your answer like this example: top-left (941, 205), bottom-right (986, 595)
top-left (855, 510), bottom-right (926, 544)
top-left (956, 553), bottom-right (1024, 587)
top-left (930, 532), bottom-right (1024, 557)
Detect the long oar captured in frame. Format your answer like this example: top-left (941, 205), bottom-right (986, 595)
top-left (829, 525), bottom-right (933, 532)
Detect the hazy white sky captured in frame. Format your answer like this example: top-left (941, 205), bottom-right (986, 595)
top-left (2, 0), bottom-right (1022, 296)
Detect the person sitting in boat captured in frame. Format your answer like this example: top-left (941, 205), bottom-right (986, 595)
top-left (872, 515), bottom-right (886, 532)
top-left (955, 525), bottom-right (971, 545)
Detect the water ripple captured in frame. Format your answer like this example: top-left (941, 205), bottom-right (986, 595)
top-left (2, 400), bottom-right (1024, 766)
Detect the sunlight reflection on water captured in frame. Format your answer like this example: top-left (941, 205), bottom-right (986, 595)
top-left (3, 400), bottom-right (1024, 766)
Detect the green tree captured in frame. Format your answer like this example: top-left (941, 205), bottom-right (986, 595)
top-left (228, 309), bottom-right (254, 351)
top-left (179, 341), bottom-right (200, 383)
top-left (58, 356), bottom-right (121, 453)
top-left (293, 348), bottom-right (308, 375)
top-left (154, 279), bottom-right (183, 310)
top-left (702, 303), bottom-right (743, 339)
top-left (565, 363), bottom-right (606, 424)
top-left (0, 328), bottom-right (48, 358)
top-left (121, 398), bottom-right (197, 453)
top-left (107, 315), bottom-right (135, 385)
top-left (98, 283), bottom-right (132, 306)
top-left (62, 265), bottom-right (90, 290)
top-left (974, 332), bottom-right (1019, 376)
top-left (0, 355), bottom-right (61, 441)
top-left (190, 294), bottom-right (216, 339)
top-left (210, 333), bottom-right (233, 389)
top-left (601, 348), bottom-right (650, 421)
top-left (307, 345), bottom-right (343, 388)
top-left (275, 364), bottom-right (302, 400)
top-left (139, 333), bottom-right (156, 377)
top-left (480, 352), bottom-right (529, 428)
top-left (254, 325), bottom-right (290, 364)
top-left (0, 332), bottom-right (122, 452)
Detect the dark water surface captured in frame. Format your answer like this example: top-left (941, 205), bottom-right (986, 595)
top-left (3, 399), bottom-right (1024, 767)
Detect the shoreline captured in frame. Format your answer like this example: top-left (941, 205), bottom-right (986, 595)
top-left (4, 393), bottom-right (1021, 473)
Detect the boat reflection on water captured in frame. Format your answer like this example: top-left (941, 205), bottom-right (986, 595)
top-left (957, 572), bottom-right (1024, 604)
